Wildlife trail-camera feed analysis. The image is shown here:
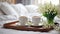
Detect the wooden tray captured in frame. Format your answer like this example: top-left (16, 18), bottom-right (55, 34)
top-left (3, 21), bottom-right (54, 32)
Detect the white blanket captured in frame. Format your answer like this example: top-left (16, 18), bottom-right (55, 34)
top-left (0, 3), bottom-right (60, 34)
top-left (0, 27), bottom-right (59, 34)
top-left (0, 15), bottom-right (60, 34)
top-left (0, 19), bottom-right (60, 34)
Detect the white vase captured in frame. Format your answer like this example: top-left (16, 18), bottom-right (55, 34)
top-left (19, 16), bottom-right (28, 26)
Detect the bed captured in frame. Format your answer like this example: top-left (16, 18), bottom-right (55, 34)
top-left (0, 0), bottom-right (60, 34)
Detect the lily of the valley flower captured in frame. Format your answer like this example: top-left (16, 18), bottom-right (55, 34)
top-left (38, 3), bottom-right (58, 25)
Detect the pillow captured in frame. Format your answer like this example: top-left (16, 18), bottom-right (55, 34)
top-left (11, 4), bottom-right (21, 16)
top-left (0, 2), bottom-right (6, 15)
top-left (25, 5), bottom-right (38, 13)
top-left (16, 3), bottom-right (28, 16)
top-left (0, 2), bottom-right (19, 18)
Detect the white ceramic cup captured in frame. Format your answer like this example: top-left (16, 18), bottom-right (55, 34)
top-left (19, 16), bottom-right (28, 26)
top-left (32, 16), bottom-right (40, 26)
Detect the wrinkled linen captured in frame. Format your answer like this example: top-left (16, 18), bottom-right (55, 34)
top-left (0, 15), bottom-right (18, 26)
top-left (0, 26), bottom-right (59, 34)
top-left (0, 3), bottom-right (60, 34)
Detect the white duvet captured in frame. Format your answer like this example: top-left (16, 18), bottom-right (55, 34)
top-left (0, 2), bottom-right (60, 34)
top-left (0, 15), bottom-right (59, 34)
top-left (0, 16), bottom-right (60, 34)
top-left (0, 26), bottom-right (59, 34)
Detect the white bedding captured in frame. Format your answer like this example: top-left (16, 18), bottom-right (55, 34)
top-left (0, 26), bottom-right (59, 34)
top-left (0, 2), bottom-right (60, 34)
top-left (0, 15), bottom-right (59, 34)
top-left (0, 17), bottom-right (60, 34)
top-left (0, 16), bottom-right (60, 34)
